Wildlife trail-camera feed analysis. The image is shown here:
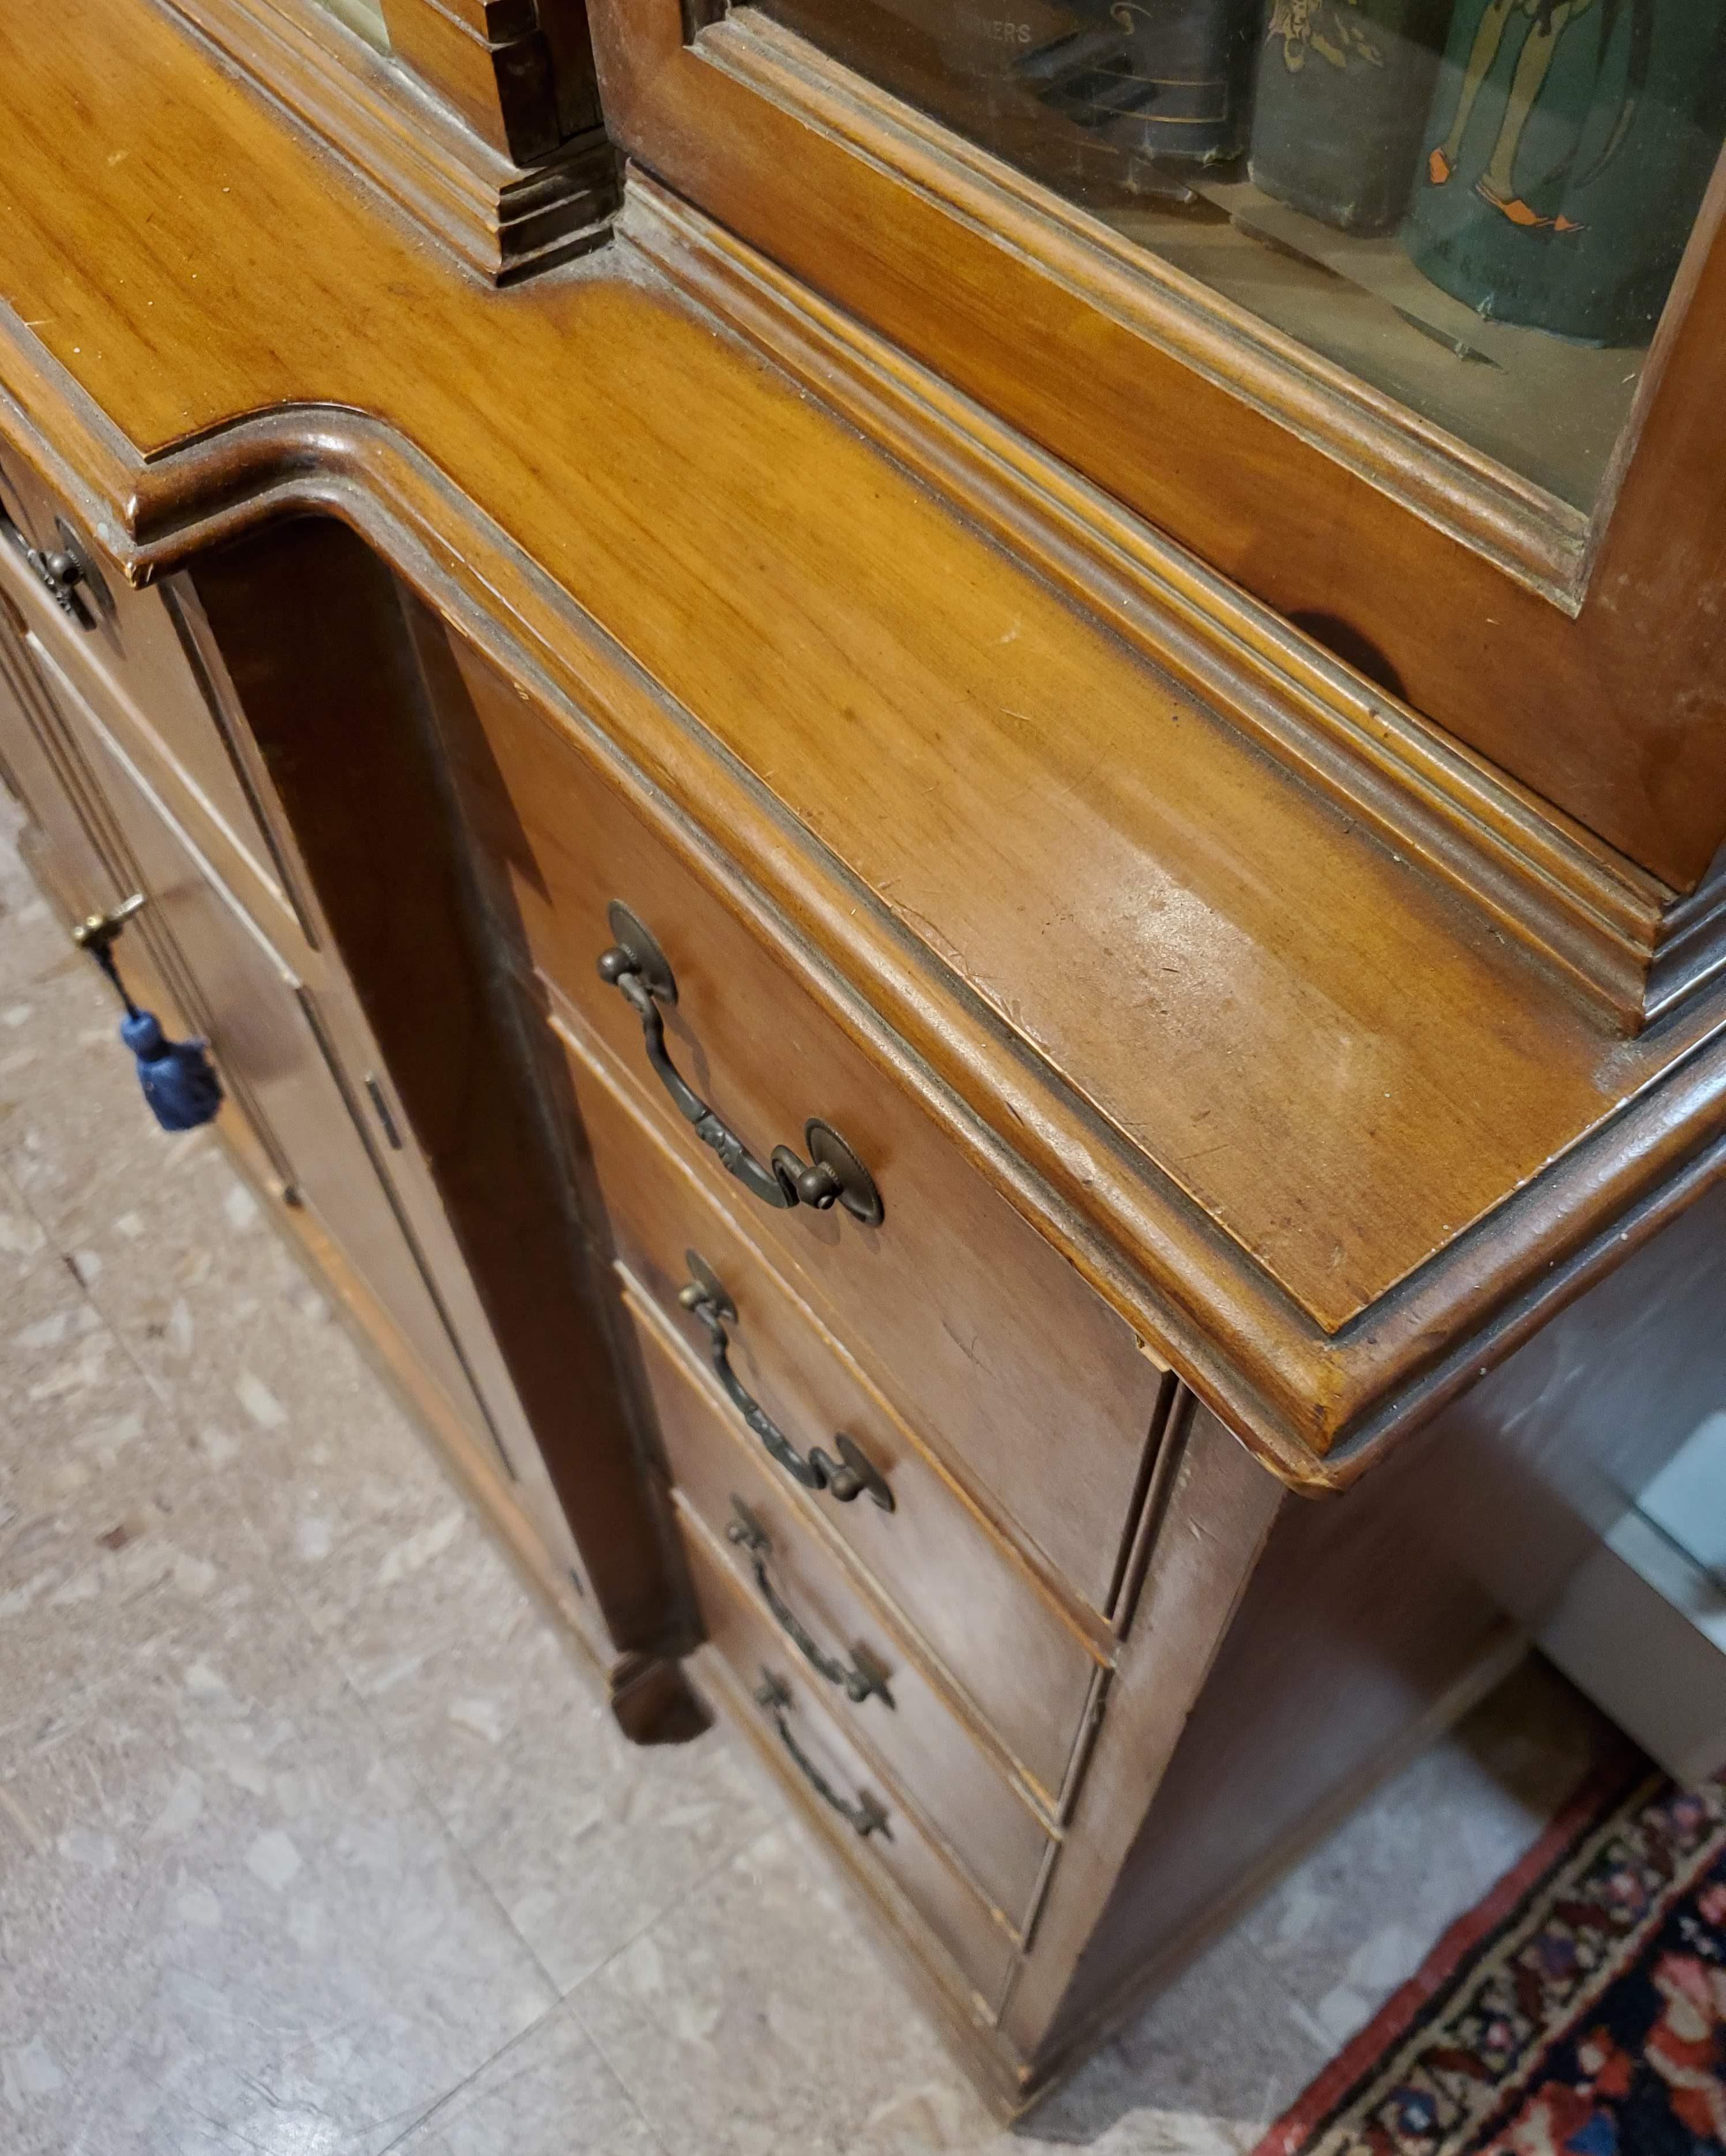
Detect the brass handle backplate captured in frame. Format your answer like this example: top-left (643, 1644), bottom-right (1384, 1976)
top-left (727, 1497), bottom-right (893, 1707)
top-left (597, 901), bottom-right (883, 1228)
top-left (753, 1670), bottom-right (891, 1839)
top-left (679, 1252), bottom-right (892, 1511)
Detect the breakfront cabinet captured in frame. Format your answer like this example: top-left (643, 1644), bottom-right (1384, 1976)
top-left (3, 0), bottom-right (1725, 2114)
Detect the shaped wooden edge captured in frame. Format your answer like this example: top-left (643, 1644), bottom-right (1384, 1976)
top-left (152, 0), bottom-right (619, 284)
top-left (4, 314), bottom-right (1725, 1499)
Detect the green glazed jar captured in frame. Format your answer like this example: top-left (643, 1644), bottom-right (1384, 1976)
top-left (1405, 0), bottom-right (1726, 344)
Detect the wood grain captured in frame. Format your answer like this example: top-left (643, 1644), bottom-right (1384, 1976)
top-left (2, 0), bottom-right (1726, 1484)
top-left (621, 178), bottom-right (1690, 1033)
top-left (589, 1), bottom-right (1726, 892)
top-left (433, 624), bottom-right (1166, 1612)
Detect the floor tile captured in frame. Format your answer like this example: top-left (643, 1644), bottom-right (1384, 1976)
top-left (386, 1997), bottom-right (668, 2155)
top-left (0, 1246), bottom-right (152, 1455)
top-left (318, 1503), bottom-right (777, 1991)
top-left (0, 823), bottom-right (73, 997)
top-left (0, 1154), bottom-right (47, 1283)
top-left (0, 960), bottom-right (203, 1241)
top-left (51, 1128), bottom-right (314, 1399)
top-left (47, 1134), bottom-right (465, 1581)
top-left (1017, 1933), bottom-right (1332, 2154)
top-left (1238, 1654), bottom-right (1614, 2049)
top-left (573, 1822), bottom-right (1007, 2156)
top-left (0, 1260), bottom-right (266, 1762)
top-left (0, 1581), bottom-right (557, 2156)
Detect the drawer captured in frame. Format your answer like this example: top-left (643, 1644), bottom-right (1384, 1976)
top-left (0, 462), bottom-right (297, 940)
top-left (636, 1301), bottom-right (1057, 1935)
top-left (443, 633), bottom-right (1169, 1613)
top-left (681, 1497), bottom-right (1020, 2018)
top-left (570, 1024), bottom-right (1102, 1803)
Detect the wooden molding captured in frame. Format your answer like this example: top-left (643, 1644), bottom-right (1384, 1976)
top-left (1649, 847), bottom-right (1726, 1022)
top-left (378, 0), bottom-right (561, 163)
top-left (621, 176), bottom-right (1720, 1037)
top-left (708, 13), bottom-right (1589, 615)
top-left (153, 0), bottom-right (618, 283)
top-left (587, 0), bottom-right (1726, 892)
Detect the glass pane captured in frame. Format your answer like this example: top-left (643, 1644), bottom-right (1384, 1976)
top-left (755, 0), bottom-right (1726, 510)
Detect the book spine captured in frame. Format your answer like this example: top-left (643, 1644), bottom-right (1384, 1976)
top-left (1250, 1), bottom-right (1457, 233)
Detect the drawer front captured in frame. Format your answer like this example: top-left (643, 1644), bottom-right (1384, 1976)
top-left (681, 1500), bottom-right (1020, 2017)
top-left (637, 1305), bottom-right (1056, 1934)
top-left (445, 632), bottom-right (1167, 1612)
top-left (0, 459), bottom-right (295, 938)
top-left (570, 1025), bottom-right (1100, 1803)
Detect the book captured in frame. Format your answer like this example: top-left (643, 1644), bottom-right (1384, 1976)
top-left (1250, 1), bottom-right (1458, 233)
top-left (922, 0), bottom-right (1261, 199)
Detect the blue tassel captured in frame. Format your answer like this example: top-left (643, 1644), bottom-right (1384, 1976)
top-left (116, 1007), bottom-right (224, 1132)
top-left (78, 914), bottom-right (224, 1134)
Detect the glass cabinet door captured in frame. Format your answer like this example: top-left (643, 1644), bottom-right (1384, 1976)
top-left (754, 0), bottom-right (1726, 511)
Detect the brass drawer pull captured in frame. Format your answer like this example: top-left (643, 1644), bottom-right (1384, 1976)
top-left (753, 1669), bottom-right (891, 1839)
top-left (727, 1497), bottom-right (894, 1707)
top-left (679, 1251), bottom-right (893, 1511)
top-left (597, 900), bottom-right (883, 1227)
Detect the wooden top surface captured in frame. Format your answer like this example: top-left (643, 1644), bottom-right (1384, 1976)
top-left (3, 0), bottom-right (1724, 1477)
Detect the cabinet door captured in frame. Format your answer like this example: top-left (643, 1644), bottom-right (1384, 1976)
top-left (0, 602), bottom-right (490, 1440)
top-left (594, 0), bottom-right (1726, 890)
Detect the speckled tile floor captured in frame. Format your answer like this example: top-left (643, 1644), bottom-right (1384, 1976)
top-left (0, 792), bottom-right (1622, 2155)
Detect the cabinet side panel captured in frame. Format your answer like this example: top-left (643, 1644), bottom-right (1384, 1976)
top-left (1030, 1410), bottom-right (1506, 2069)
top-left (1415, 1173), bottom-right (1726, 1628)
top-left (1026, 1183), bottom-right (1726, 2073)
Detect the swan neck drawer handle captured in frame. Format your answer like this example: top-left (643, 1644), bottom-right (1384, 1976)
top-left (597, 901), bottom-right (883, 1228)
top-left (727, 1497), bottom-right (894, 1708)
top-left (753, 1670), bottom-right (891, 1840)
top-left (679, 1253), bottom-right (893, 1512)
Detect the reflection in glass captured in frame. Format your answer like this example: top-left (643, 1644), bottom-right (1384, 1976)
top-left (756, 0), bottom-right (1726, 508)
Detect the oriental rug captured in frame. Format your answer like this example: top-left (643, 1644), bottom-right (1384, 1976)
top-left (1252, 1757), bottom-right (1726, 2156)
